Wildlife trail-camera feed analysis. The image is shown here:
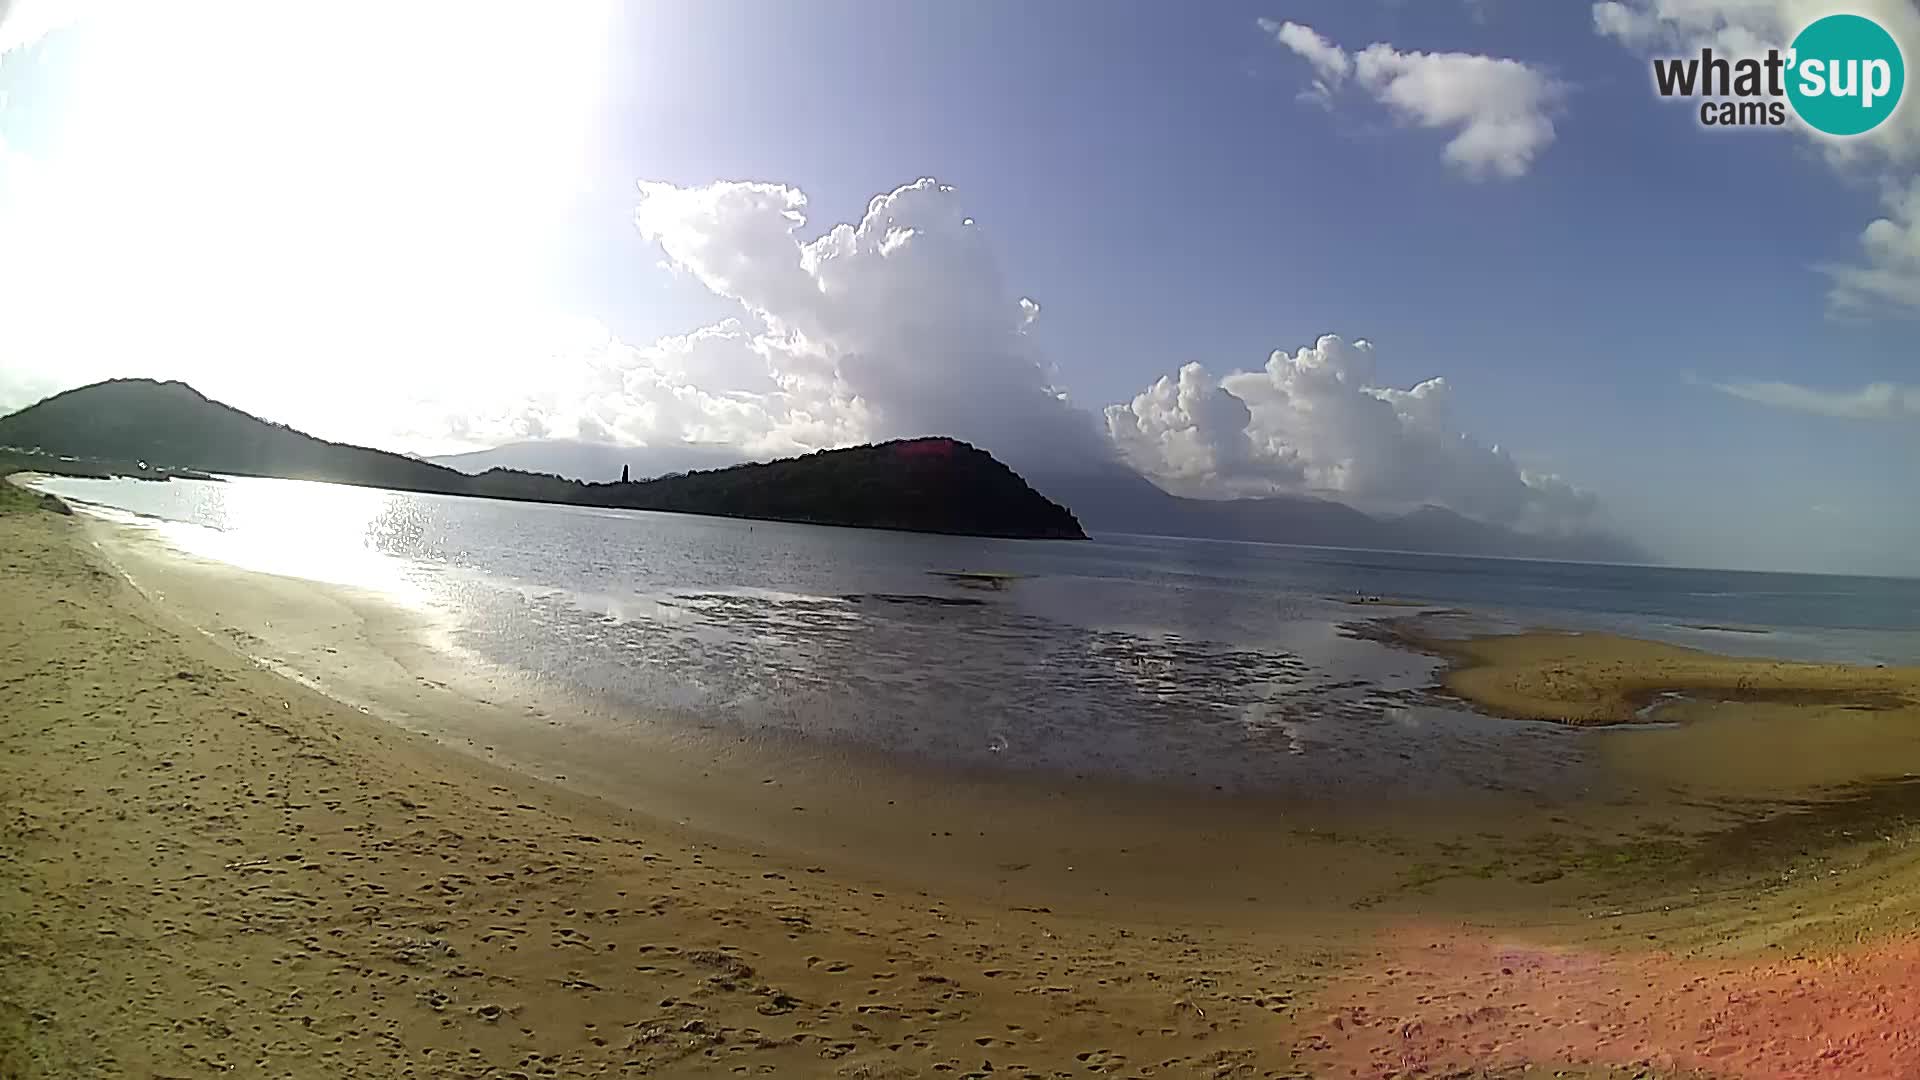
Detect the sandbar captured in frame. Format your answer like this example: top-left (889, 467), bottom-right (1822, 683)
top-left (1378, 617), bottom-right (1919, 726)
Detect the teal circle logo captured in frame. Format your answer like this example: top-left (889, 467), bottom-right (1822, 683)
top-left (1786, 14), bottom-right (1905, 136)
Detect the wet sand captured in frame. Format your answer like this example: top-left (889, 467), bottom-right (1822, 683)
top-left (1391, 621), bottom-right (1919, 727)
top-left (75, 517), bottom-right (1652, 924)
top-left (8, 501), bottom-right (1920, 1077)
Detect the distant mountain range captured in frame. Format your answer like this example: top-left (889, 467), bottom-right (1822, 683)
top-left (434, 439), bottom-right (1650, 564)
top-left (1017, 463), bottom-right (1650, 564)
top-left (2, 378), bottom-right (1645, 560)
top-left (0, 380), bottom-right (1084, 540)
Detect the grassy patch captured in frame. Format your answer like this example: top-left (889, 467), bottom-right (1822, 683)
top-left (0, 477), bottom-right (68, 517)
top-left (1378, 780), bottom-right (1920, 909)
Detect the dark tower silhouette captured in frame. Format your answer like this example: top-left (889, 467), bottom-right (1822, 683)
top-left (620, 464), bottom-right (630, 483)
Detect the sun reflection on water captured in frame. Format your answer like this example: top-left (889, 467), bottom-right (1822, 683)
top-left (133, 477), bottom-right (422, 598)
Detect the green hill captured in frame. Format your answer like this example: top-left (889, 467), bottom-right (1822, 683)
top-left (0, 379), bottom-right (466, 492)
top-left (0, 380), bottom-right (1085, 540)
top-left (584, 440), bottom-right (1085, 538)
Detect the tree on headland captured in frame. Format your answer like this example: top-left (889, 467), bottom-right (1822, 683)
top-left (0, 380), bottom-right (1087, 540)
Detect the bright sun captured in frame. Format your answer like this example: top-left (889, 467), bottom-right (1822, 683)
top-left (0, 0), bottom-right (615, 449)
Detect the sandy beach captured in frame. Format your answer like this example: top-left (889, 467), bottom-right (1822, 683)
top-left (9, 499), bottom-right (1920, 1078)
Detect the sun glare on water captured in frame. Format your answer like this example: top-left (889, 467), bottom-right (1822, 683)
top-left (149, 477), bottom-right (424, 598)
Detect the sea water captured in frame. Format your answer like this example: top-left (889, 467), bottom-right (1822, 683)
top-left (31, 474), bottom-right (1920, 796)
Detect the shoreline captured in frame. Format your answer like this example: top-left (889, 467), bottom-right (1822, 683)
top-left (1, 505), bottom-right (1328, 1077)
top-left (14, 507), bottom-right (1920, 1074)
top-left (9, 458), bottom-right (1088, 541)
top-left (66, 507), bottom-right (1920, 917)
top-left (80, 512), bottom-right (1639, 924)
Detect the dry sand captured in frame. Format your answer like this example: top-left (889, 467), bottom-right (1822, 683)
top-left (0, 506), bottom-right (1331, 1077)
top-left (8, 502), bottom-right (1920, 1078)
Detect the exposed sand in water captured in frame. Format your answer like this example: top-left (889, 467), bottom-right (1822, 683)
top-left (1402, 626), bottom-right (1919, 727)
top-left (7, 499), bottom-right (1920, 1078)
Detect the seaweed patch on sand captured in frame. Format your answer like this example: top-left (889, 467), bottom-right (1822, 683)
top-left (1349, 615), bottom-right (1920, 726)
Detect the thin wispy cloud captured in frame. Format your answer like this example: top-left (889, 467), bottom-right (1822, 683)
top-left (1699, 375), bottom-right (1920, 420)
top-left (1822, 178), bottom-right (1920, 318)
top-left (1258, 18), bottom-right (1349, 107)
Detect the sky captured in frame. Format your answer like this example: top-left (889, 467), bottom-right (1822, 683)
top-left (0, 0), bottom-right (1916, 575)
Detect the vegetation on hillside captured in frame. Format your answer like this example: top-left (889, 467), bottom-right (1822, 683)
top-left (0, 380), bottom-right (1085, 540)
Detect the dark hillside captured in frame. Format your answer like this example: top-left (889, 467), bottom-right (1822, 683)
top-left (0, 381), bottom-right (1085, 540)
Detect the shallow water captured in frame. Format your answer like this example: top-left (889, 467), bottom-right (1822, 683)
top-left (31, 474), bottom-right (1920, 798)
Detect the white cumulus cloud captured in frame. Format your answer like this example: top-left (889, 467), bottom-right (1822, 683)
top-left (566, 181), bottom-right (1607, 534)
top-left (599, 177), bottom-right (1108, 465)
top-left (1261, 20), bottom-right (1565, 179)
top-left (1106, 335), bottom-right (1599, 532)
top-left (0, 105), bottom-right (1608, 537)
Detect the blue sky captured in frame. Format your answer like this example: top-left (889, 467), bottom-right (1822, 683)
top-left (0, 0), bottom-right (1915, 573)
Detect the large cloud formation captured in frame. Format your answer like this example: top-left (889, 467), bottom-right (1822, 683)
top-left (609, 178), bottom-right (1107, 465)
top-left (0, 76), bottom-right (1606, 536)
top-left (482, 180), bottom-right (1105, 465)
top-left (1105, 336), bottom-right (1598, 533)
top-left (1259, 18), bottom-right (1566, 180)
top-left (600, 179), bottom-right (1600, 532)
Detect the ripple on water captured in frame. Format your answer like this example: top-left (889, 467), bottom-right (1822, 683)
top-left (450, 582), bottom-right (1597, 799)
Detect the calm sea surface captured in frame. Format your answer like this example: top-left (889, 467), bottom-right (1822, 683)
top-left (31, 474), bottom-right (1920, 797)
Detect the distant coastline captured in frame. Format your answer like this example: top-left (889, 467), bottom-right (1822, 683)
top-left (0, 380), bottom-right (1085, 541)
top-left (1, 378), bottom-right (1668, 559)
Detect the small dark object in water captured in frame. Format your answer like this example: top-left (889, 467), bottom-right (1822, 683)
top-left (846, 593), bottom-right (987, 608)
top-left (928, 570), bottom-right (1024, 591)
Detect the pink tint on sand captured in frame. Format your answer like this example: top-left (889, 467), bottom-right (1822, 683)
top-left (1301, 925), bottom-right (1920, 1079)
